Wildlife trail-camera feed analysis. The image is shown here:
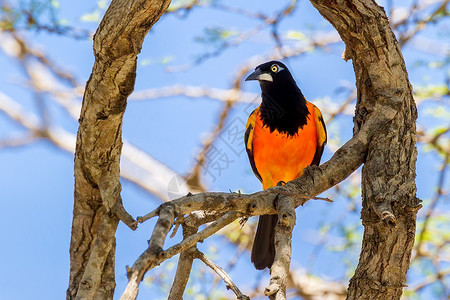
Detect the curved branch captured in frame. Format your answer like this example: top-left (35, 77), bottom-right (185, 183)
top-left (168, 224), bottom-right (198, 300)
top-left (70, 0), bottom-right (172, 298)
top-left (309, 1), bottom-right (419, 299)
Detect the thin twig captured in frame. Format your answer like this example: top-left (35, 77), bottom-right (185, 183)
top-left (187, 99), bottom-right (234, 189)
top-left (194, 249), bottom-right (250, 300)
top-left (162, 212), bottom-right (242, 259)
top-left (398, 0), bottom-right (449, 46)
top-left (136, 207), bottom-right (161, 224)
top-left (265, 189), bottom-right (333, 203)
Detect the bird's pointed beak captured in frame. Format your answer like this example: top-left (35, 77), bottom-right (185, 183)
top-left (245, 69), bottom-right (273, 82)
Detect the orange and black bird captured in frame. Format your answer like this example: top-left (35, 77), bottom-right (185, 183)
top-left (244, 61), bottom-right (327, 270)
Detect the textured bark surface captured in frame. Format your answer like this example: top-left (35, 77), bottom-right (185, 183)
top-left (309, 1), bottom-right (419, 299)
top-left (68, 0), bottom-right (171, 299)
top-left (267, 196), bottom-right (296, 300)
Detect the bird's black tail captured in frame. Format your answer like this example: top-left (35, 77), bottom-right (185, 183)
top-left (251, 214), bottom-right (278, 270)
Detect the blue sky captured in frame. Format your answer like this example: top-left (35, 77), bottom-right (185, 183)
top-left (0, 0), bottom-right (448, 299)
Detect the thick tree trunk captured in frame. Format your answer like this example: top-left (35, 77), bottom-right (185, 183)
top-left (309, 1), bottom-right (419, 299)
top-left (68, 0), bottom-right (171, 299)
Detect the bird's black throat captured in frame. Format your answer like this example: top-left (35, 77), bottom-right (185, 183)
top-left (259, 80), bottom-right (310, 136)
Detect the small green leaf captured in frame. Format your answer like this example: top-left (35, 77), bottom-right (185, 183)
top-left (160, 55), bottom-right (175, 65)
top-left (51, 0), bottom-right (60, 9)
top-left (195, 27), bottom-right (239, 45)
top-left (286, 30), bottom-right (306, 40)
top-left (140, 58), bottom-right (153, 66)
top-left (97, 0), bottom-right (108, 10)
top-left (80, 10), bottom-right (100, 22)
top-left (58, 18), bottom-right (69, 25)
top-left (428, 61), bottom-right (443, 68)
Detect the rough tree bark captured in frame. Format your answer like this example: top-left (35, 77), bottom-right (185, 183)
top-left (69, 0), bottom-right (419, 299)
top-left (309, 1), bottom-right (420, 299)
top-left (68, 0), bottom-right (171, 299)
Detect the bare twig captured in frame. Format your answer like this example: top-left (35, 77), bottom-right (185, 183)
top-left (326, 89), bottom-right (357, 123)
top-left (288, 270), bottom-right (347, 300)
top-left (187, 100), bottom-right (234, 189)
top-left (112, 197), bottom-right (138, 231)
top-left (266, 189), bottom-right (333, 203)
top-left (194, 249), bottom-right (250, 300)
top-left (398, 0), bottom-right (449, 46)
top-left (0, 90), bottom-right (191, 201)
top-left (130, 85), bottom-right (258, 103)
top-left (410, 268), bottom-right (450, 293)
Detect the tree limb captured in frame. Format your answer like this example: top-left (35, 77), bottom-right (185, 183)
top-left (309, 1), bottom-right (420, 299)
top-left (168, 224), bottom-right (198, 300)
top-left (69, 0), bottom-right (172, 298)
top-left (265, 196), bottom-right (296, 300)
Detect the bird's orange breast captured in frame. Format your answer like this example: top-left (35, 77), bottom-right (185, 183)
top-left (252, 102), bottom-right (318, 190)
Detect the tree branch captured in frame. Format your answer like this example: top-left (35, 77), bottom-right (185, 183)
top-left (130, 84), bottom-right (258, 103)
top-left (194, 249), bottom-right (250, 300)
top-left (265, 196), bottom-right (296, 300)
top-left (75, 212), bottom-right (120, 300)
top-left (122, 211), bottom-right (241, 299)
top-left (70, 0), bottom-right (172, 298)
top-left (168, 224), bottom-right (198, 300)
top-left (309, 1), bottom-right (420, 299)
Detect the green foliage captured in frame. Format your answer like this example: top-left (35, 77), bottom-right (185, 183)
top-left (143, 258), bottom-right (177, 298)
top-left (79, 0), bottom-right (109, 23)
top-left (415, 85), bottom-right (449, 102)
top-left (167, 0), bottom-right (215, 13)
top-left (3, 0), bottom-right (59, 28)
top-left (79, 10), bottom-right (100, 23)
top-left (285, 30), bottom-right (307, 41)
top-left (195, 26), bottom-right (240, 46)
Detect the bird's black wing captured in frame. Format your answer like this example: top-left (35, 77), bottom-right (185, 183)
top-left (244, 108), bottom-right (262, 182)
top-left (311, 104), bottom-right (327, 166)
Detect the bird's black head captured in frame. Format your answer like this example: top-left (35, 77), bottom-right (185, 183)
top-left (245, 61), bottom-right (293, 85)
top-left (245, 61), bottom-right (310, 135)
